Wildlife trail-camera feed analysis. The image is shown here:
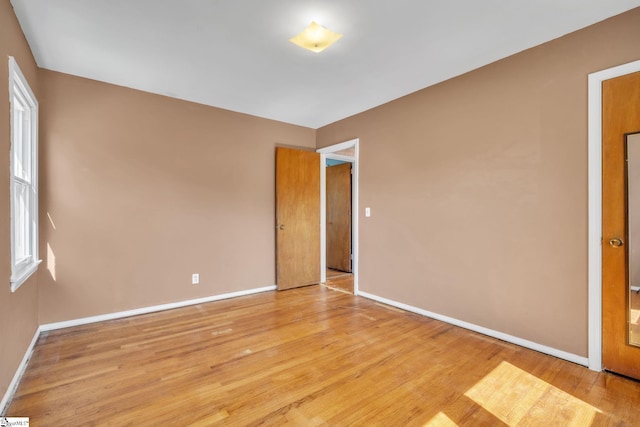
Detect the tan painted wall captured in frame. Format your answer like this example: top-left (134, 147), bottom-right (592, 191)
top-left (318, 8), bottom-right (640, 357)
top-left (0, 0), bottom-right (40, 403)
top-left (37, 70), bottom-right (315, 323)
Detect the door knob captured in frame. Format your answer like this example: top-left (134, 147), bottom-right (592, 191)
top-left (609, 237), bottom-right (624, 247)
top-left (278, 224), bottom-right (285, 230)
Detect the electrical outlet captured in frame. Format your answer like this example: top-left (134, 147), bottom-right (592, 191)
top-left (192, 273), bottom-right (200, 284)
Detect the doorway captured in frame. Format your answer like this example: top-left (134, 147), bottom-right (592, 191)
top-left (588, 59), bottom-right (640, 374)
top-left (326, 160), bottom-right (352, 292)
top-left (318, 139), bottom-right (359, 294)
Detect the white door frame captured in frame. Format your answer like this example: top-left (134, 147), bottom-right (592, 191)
top-left (588, 59), bottom-right (640, 371)
top-left (317, 138), bottom-right (359, 294)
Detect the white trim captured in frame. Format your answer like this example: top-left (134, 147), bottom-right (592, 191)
top-left (317, 139), bottom-right (357, 154)
top-left (8, 57), bottom-right (37, 104)
top-left (1, 326), bottom-right (41, 414)
top-left (359, 291), bottom-right (589, 367)
top-left (320, 154), bottom-right (327, 284)
top-left (352, 141), bottom-right (359, 294)
top-left (588, 59), bottom-right (640, 372)
top-left (8, 56), bottom-right (40, 293)
top-left (317, 139), bottom-right (359, 294)
top-left (10, 260), bottom-right (42, 292)
top-left (40, 285), bottom-right (276, 331)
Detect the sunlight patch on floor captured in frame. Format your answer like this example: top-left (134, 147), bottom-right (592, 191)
top-left (423, 412), bottom-right (459, 426)
top-left (464, 361), bottom-right (600, 426)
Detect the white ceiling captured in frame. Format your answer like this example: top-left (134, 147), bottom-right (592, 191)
top-left (10, 0), bottom-right (640, 129)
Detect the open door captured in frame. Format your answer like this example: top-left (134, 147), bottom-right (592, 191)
top-left (326, 162), bottom-right (352, 272)
top-left (275, 147), bottom-right (320, 290)
top-left (602, 71), bottom-right (640, 380)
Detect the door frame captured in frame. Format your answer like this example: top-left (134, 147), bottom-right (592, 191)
top-left (588, 59), bottom-right (640, 371)
top-left (317, 138), bottom-right (359, 294)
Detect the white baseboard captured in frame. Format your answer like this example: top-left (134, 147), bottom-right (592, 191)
top-left (41, 285), bottom-right (276, 332)
top-left (1, 326), bottom-right (42, 414)
top-left (358, 291), bottom-right (589, 367)
top-left (1, 285), bottom-right (276, 414)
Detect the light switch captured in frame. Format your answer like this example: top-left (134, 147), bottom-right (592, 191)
top-left (365, 207), bottom-right (371, 217)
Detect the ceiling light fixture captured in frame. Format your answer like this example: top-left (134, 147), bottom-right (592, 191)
top-left (289, 21), bottom-right (343, 53)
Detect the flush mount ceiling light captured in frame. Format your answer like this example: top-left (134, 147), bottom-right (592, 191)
top-left (289, 21), bottom-right (343, 53)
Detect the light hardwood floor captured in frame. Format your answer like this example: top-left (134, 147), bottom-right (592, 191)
top-left (6, 285), bottom-right (640, 426)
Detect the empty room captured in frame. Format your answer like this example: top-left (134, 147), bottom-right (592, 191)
top-left (2, 0), bottom-right (640, 425)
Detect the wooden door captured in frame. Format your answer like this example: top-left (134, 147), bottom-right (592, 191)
top-left (326, 163), bottom-right (352, 272)
top-left (275, 147), bottom-right (320, 290)
top-left (602, 71), bottom-right (640, 379)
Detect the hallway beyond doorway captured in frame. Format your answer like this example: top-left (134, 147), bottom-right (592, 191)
top-left (326, 268), bottom-right (354, 293)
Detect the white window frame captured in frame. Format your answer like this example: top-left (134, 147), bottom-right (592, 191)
top-left (9, 56), bottom-right (40, 292)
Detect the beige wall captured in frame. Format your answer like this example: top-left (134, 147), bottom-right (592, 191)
top-left (318, 8), bottom-right (640, 357)
top-left (37, 70), bottom-right (315, 323)
top-left (0, 0), bottom-right (40, 403)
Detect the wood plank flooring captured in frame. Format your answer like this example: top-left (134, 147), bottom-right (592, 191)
top-left (6, 285), bottom-right (640, 426)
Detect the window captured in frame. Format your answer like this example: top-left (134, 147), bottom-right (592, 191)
top-left (9, 57), bottom-right (40, 292)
